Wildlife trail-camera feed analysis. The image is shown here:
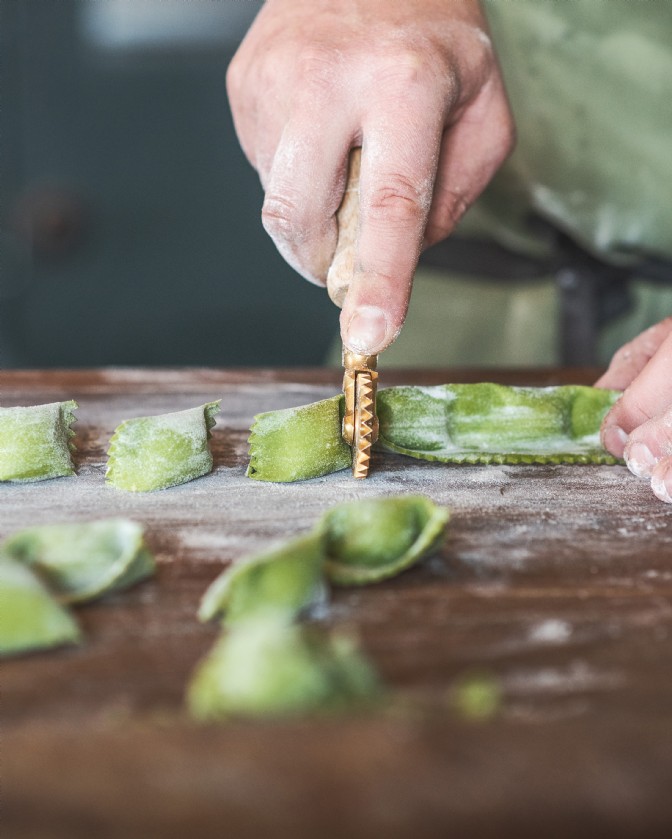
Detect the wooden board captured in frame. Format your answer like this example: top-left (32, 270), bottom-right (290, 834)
top-left (3, 368), bottom-right (672, 838)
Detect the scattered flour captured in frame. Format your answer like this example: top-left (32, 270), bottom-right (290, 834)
top-left (528, 619), bottom-right (573, 644)
top-left (504, 660), bottom-right (625, 695)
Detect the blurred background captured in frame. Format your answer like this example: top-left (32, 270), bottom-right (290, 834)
top-left (0, 0), bottom-right (339, 368)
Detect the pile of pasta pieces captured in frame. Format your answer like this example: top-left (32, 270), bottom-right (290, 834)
top-left (0, 495), bottom-right (449, 720)
top-left (0, 396), bottom-right (454, 719)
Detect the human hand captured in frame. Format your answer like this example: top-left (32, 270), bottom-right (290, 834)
top-left (227, 0), bottom-right (514, 354)
top-left (596, 317), bottom-right (672, 502)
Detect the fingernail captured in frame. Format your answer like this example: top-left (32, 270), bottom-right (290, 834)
top-left (625, 441), bottom-right (657, 479)
top-left (602, 424), bottom-right (628, 457)
top-left (345, 306), bottom-right (388, 354)
top-left (651, 469), bottom-right (672, 503)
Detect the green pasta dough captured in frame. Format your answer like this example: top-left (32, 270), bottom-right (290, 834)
top-left (106, 401), bottom-right (220, 491)
top-left (189, 494), bottom-right (447, 721)
top-left (247, 384), bottom-right (620, 481)
top-left (0, 558), bottom-right (81, 657)
top-left (321, 495), bottom-right (450, 585)
top-left (1, 518), bottom-right (156, 604)
top-left (187, 614), bottom-right (380, 722)
top-left (0, 401), bottom-right (77, 482)
top-left (247, 395), bottom-right (351, 482)
top-left (198, 532), bottom-right (326, 625)
top-left (378, 384), bottom-right (621, 465)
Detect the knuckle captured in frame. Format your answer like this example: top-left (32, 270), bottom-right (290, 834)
top-left (385, 47), bottom-right (428, 84)
top-left (619, 388), bottom-right (655, 426)
top-left (261, 194), bottom-right (307, 242)
top-left (637, 318), bottom-right (672, 354)
top-left (629, 415), bottom-right (672, 458)
top-left (612, 340), bottom-right (637, 366)
top-left (446, 191), bottom-right (470, 227)
top-left (374, 46), bottom-right (434, 87)
top-left (296, 44), bottom-right (339, 92)
top-left (429, 190), bottom-right (470, 240)
top-left (366, 176), bottom-right (426, 226)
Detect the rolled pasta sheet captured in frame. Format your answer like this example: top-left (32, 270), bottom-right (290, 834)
top-left (1, 518), bottom-right (156, 604)
top-left (378, 384), bottom-right (622, 464)
top-left (106, 401), bottom-right (221, 492)
top-left (0, 401), bottom-right (77, 482)
top-left (0, 558), bottom-right (81, 657)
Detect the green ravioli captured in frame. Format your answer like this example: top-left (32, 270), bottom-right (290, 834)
top-left (187, 614), bottom-right (381, 722)
top-left (0, 558), bottom-right (81, 657)
top-left (2, 518), bottom-right (155, 604)
top-left (189, 494), bottom-right (448, 722)
top-left (321, 495), bottom-right (449, 585)
top-left (107, 401), bottom-right (220, 491)
top-left (199, 532), bottom-right (326, 625)
top-left (0, 401), bottom-right (77, 482)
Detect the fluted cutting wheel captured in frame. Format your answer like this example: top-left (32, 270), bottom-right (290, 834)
top-left (352, 372), bottom-right (376, 479)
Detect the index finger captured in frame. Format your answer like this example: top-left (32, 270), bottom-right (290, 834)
top-left (340, 109), bottom-right (444, 355)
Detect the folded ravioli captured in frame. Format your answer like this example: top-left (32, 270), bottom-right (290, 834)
top-left (0, 401), bottom-right (77, 482)
top-left (0, 558), bottom-right (81, 656)
top-left (2, 518), bottom-right (155, 604)
top-left (198, 532), bottom-right (326, 625)
top-left (187, 615), bottom-right (380, 721)
top-left (321, 495), bottom-right (450, 585)
top-left (106, 402), bottom-right (220, 491)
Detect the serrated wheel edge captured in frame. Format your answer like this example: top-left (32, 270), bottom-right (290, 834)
top-left (352, 372), bottom-right (375, 479)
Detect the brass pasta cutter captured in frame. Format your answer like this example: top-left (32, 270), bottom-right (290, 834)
top-left (341, 348), bottom-right (379, 478)
top-left (327, 148), bottom-right (379, 479)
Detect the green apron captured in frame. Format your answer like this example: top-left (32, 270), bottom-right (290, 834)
top-left (348, 0), bottom-right (672, 368)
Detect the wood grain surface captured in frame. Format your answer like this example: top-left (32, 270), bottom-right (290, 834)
top-left (2, 367), bottom-right (672, 839)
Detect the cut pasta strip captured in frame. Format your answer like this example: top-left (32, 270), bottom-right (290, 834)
top-left (107, 401), bottom-right (220, 491)
top-left (0, 401), bottom-right (77, 482)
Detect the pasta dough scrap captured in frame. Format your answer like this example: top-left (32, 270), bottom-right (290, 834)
top-left (1, 518), bottom-right (155, 604)
top-left (0, 401), bottom-right (77, 483)
top-left (106, 401), bottom-right (220, 492)
top-left (246, 384), bottom-right (621, 482)
top-left (187, 614), bottom-right (380, 722)
top-left (0, 558), bottom-right (81, 657)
